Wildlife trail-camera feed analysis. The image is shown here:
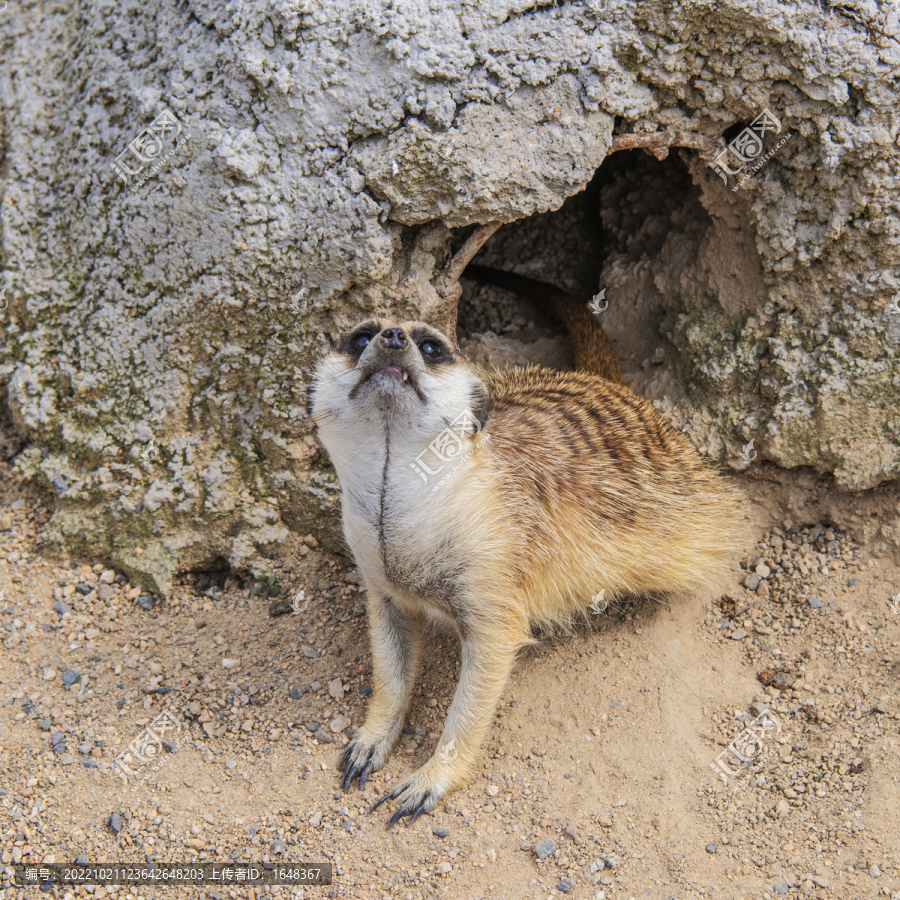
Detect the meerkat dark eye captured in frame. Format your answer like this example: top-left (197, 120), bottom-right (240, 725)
top-left (419, 340), bottom-right (443, 360)
top-left (340, 326), bottom-right (378, 360)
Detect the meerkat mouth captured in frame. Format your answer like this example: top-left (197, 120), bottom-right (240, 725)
top-left (370, 365), bottom-right (410, 382)
top-left (349, 361), bottom-right (424, 403)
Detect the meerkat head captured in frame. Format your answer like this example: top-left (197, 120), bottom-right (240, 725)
top-left (307, 318), bottom-right (491, 450)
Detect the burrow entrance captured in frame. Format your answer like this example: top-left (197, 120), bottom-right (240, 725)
top-left (455, 148), bottom-right (765, 406)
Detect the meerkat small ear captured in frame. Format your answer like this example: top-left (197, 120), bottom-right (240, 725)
top-left (468, 380), bottom-right (491, 432)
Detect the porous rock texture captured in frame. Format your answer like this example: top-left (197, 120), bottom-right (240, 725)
top-left (0, 0), bottom-right (898, 592)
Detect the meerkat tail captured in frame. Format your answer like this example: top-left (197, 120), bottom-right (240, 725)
top-left (463, 264), bottom-right (626, 386)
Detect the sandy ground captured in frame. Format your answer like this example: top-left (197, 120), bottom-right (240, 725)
top-left (1, 449), bottom-right (900, 900)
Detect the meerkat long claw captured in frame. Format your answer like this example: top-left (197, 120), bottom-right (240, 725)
top-left (341, 763), bottom-right (358, 792)
top-left (386, 803), bottom-right (417, 829)
top-left (385, 795), bottom-right (433, 829)
top-left (337, 745), bottom-right (354, 772)
top-left (373, 784), bottom-right (438, 828)
top-left (407, 804), bottom-right (428, 826)
top-left (370, 790), bottom-right (396, 813)
top-left (342, 765), bottom-right (360, 791)
top-left (341, 749), bottom-right (374, 792)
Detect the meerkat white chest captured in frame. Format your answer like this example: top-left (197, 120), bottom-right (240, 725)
top-left (324, 420), bottom-right (476, 610)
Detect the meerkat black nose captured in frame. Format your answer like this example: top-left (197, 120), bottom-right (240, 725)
top-left (379, 327), bottom-right (408, 351)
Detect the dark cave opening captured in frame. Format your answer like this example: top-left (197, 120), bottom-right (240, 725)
top-left (454, 148), bottom-right (730, 404)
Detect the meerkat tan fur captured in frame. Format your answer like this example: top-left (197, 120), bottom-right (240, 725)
top-left (307, 265), bottom-right (747, 827)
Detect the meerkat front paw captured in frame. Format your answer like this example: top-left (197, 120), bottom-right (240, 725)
top-left (337, 729), bottom-right (395, 792)
top-left (370, 759), bottom-right (456, 828)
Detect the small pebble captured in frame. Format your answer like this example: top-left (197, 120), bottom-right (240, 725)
top-left (433, 826), bottom-right (448, 838)
top-left (138, 594), bottom-right (154, 610)
top-left (730, 628), bottom-right (749, 640)
top-left (52, 600), bottom-right (71, 616)
top-left (301, 645), bottom-right (320, 659)
top-left (808, 596), bottom-right (825, 609)
top-left (745, 573), bottom-right (760, 591)
top-left (61, 670), bottom-right (79, 686)
top-left (774, 883), bottom-right (789, 895)
top-left (109, 812), bottom-right (123, 834)
top-left (557, 878), bottom-right (574, 894)
top-left (533, 836), bottom-right (556, 860)
top-left (52, 476), bottom-right (67, 493)
top-left (706, 842), bottom-right (718, 854)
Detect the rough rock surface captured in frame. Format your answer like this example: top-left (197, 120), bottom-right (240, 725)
top-left (1, 0), bottom-right (899, 591)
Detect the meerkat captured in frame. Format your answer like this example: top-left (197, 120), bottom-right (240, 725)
top-left (306, 264), bottom-right (747, 827)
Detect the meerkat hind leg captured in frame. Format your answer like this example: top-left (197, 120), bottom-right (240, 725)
top-left (373, 621), bottom-right (527, 828)
top-left (339, 594), bottom-right (423, 791)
